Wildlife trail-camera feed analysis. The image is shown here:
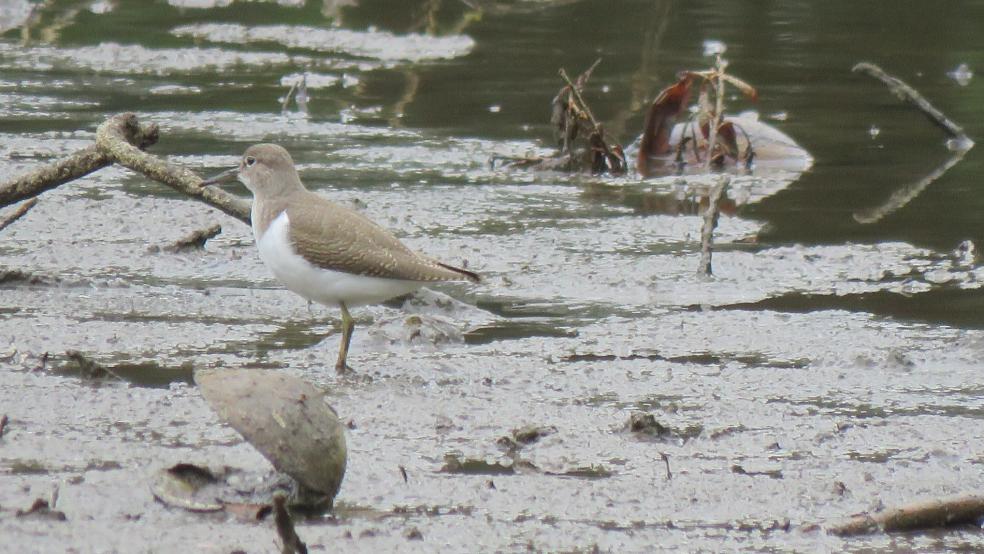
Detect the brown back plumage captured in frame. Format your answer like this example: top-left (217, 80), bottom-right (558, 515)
top-left (242, 144), bottom-right (479, 283)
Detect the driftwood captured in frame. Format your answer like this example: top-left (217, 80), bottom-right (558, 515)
top-left (826, 494), bottom-right (984, 536)
top-left (0, 113), bottom-right (251, 225)
top-left (853, 62), bottom-right (972, 145)
top-left (151, 224), bottom-right (223, 253)
top-left (697, 176), bottom-right (731, 276)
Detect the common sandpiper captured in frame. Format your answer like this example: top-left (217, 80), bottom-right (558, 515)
top-left (203, 144), bottom-right (479, 373)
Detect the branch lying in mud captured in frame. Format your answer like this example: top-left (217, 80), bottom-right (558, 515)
top-left (0, 197), bottom-right (38, 233)
top-left (0, 127), bottom-right (155, 207)
top-left (697, 176), bottom-right (730, 276)
top-left (853, 62), bottom-right (973, 147)
top-left (153, 223), bottom-right (223, 253)
top-left (96, 114), bottom-right (251, 224)
top-left (824, 494), bottom-right (984, 536)
top-left (0, 113), bottom-right (251, 225)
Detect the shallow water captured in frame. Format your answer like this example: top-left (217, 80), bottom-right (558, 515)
top-left (3, 1), bottom-right (984, 552)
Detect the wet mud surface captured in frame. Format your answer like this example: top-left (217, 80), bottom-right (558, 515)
top-left (4, 1), bottom-right (984, 552)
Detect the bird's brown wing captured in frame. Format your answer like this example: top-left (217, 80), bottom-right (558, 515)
top-left (285, 194), bottom-right (479, 283)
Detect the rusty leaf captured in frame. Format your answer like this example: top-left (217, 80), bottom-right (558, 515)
top-left (637, 74), bottom-right (696, 177)
top-left (716, 121), bottom-right (740, 159)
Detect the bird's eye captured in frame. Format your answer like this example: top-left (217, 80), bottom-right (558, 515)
top-left (245, 156), bottom-right (256, 167)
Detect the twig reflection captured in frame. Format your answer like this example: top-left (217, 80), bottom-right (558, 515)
top-left (853, 149), bottom-right (967, 224)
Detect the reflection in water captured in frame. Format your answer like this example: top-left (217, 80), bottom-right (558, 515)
top-left (853, 149), bottom-right (968, 224)
top-left (605, 0), bottom-right (674, 142)
top-left (15, 0), bottom-right (100, 44)
top-left (580, 180), bottom-right (739, 217)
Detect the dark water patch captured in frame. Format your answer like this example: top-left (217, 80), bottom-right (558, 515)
top-left (722, 287), bottom-right (984, 329)
top-left (474, 298), bottom-right (597, 319)
top-left (547, 465), bottom-right (612, 479)
top-left (624, 412), bottom-right (704, 442)
top-left (731, 464), bottom-right (784, 479)
top-left (6, 459), bottom-right (48, 475)
top-left (0, 268), bottom-right (56, 286)
top-left (105, 361), bottom-right (195, 388)
top-left (55, 351), bottom-right (194, 388)
top-left (440, 454), bottom-right (516, 476)
top-left (464, 321), bottom-right (577, 344)
top-left (241, 321), bottom-right (331, 353)
top-left (846, 450), bottom-right (903, 464)
top-left (560, 350), bottom-right (809, 370)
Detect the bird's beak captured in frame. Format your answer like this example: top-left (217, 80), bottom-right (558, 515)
top-left (200, 167), bottom-right (239, 187)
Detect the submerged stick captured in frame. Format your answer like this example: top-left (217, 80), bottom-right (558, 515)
top-left (826, 494), bottom-right (984, 536)
top-left (853, 62), bottom-right (973, 147)
top-left (95, 113), bottom-right (251, 225)
top-left (0, 198), bottom-right (38, 233)
top-left (697, 176), bottom-right (731, 276)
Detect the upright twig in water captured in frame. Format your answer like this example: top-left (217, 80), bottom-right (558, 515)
top-left (281, 79), bottom-right (300, 113)
top-left (698, 176), bottom-right (731, 276)
top-left (557, 62), bottom-right (627, 174)
top-left (703, 55), bottom-right (729, 171)
top-left (558, 61), bottom-right (603, 131)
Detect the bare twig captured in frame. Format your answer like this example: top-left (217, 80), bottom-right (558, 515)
top-left (157, 224), bottom-right (223, 253)
top-left (0, 198), bottom-right (38, 233)
top-left (95, 113), bottom-right (251, 225)
top-left (703, 56), bottom-right (729, 171)
top-left (282, 79), bottom-right (300, 113)
top-left (558, 67), bottom-right (602, 130)
top-left (558, 65), bottom-right (626, 173)
top-left (660, 452), bottom-right (671, 480)
top-left (825, 494), bottom-right (984, 536)
top-left (853, 62), bottom-right (973, 146)
top-left (698, 176), bottom-right (731, 276)
top-left (273, 492), bottom-right (308, 554)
